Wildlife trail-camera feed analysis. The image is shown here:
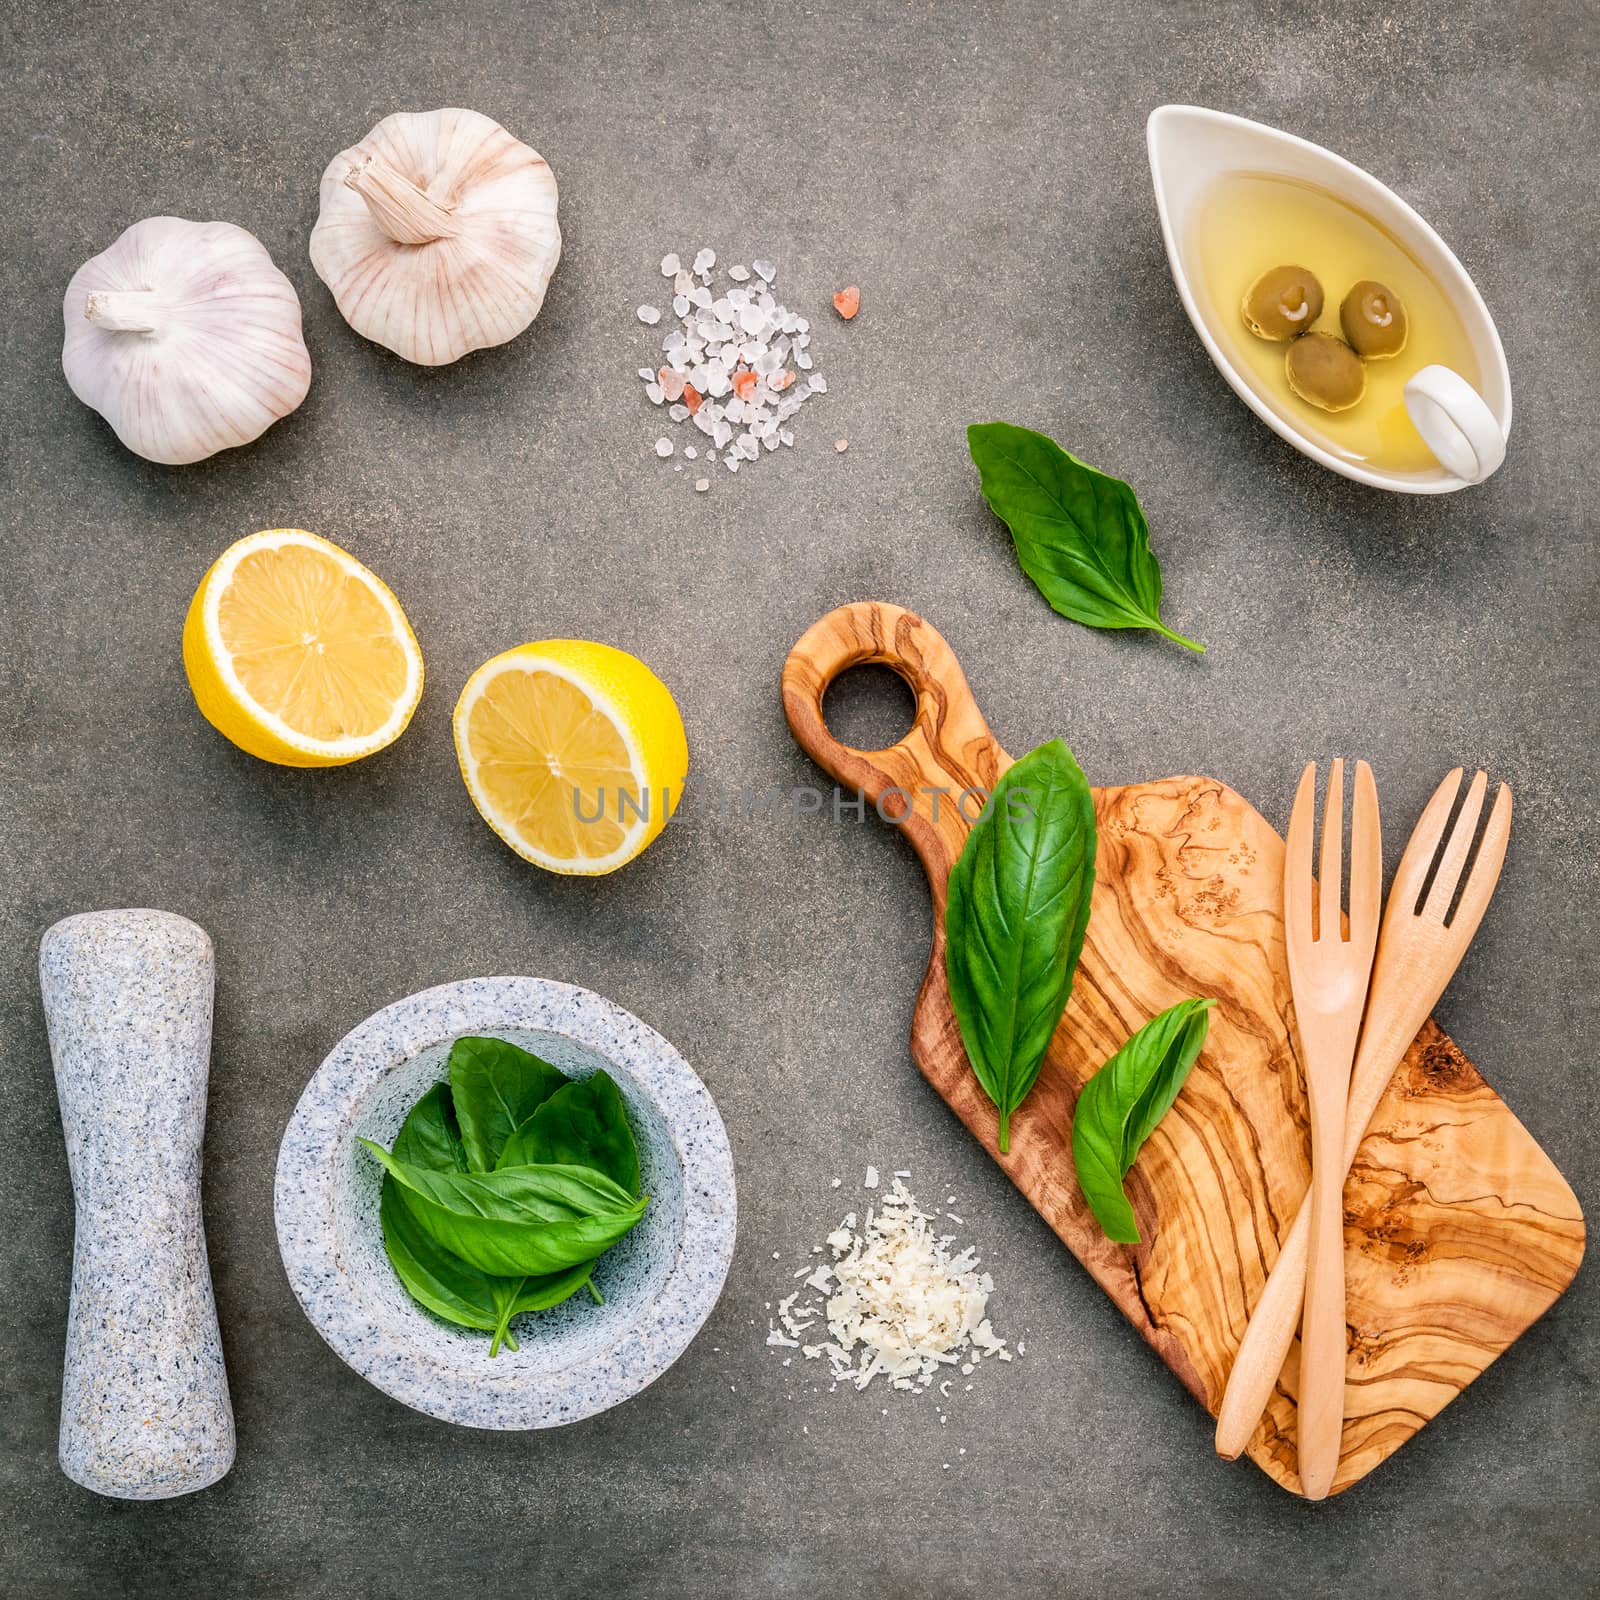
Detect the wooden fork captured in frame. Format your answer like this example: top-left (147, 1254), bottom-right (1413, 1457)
top-left (1214, 769), bottom-right (1513, 1474)
top-left (1279, 759), bottom-right (1382, 1499)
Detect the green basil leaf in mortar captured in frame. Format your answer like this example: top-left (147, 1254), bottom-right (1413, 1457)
top-left (448, 1035), bottom-right (568, 1171)
top-left (380, 1178), bottom-right (593, 1354)
top-left (379, 1088), bottom-right (596, 1353)
top-left (392, 1081), bottom-right (470, 1173)
top-left (358, 1142), bottom-right (649, 1276)
top-left (488, 1262), bottom-right (597, 1355)
top-left (944, 738), bottom-right (1097, 1154)
top-left (1071, 997), bottom-right (1216, 1244)
top-left (967, 421), bottom-right (1204, 653)
top-left (498, 1070), bottom-right (642, 1196)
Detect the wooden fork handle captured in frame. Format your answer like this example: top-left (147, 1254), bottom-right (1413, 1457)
top-left (1213, 992), bottom-right (1442, 1463)
top-left (1298, 1060), bottom-right (1351, 1501)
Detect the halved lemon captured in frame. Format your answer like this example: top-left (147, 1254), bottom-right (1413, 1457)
top-left (182, 528), bottom-right (423, 767)
top-left (453, 640), bottom-right (689, 875)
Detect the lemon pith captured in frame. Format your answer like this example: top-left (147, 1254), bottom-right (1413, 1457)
top-left (182, 529), bottom-right (423, 768)
top-left (453, 640), bottom-right (688, 876)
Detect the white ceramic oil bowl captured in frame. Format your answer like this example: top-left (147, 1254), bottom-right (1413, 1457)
top-left (1147, 104), bottom-right (1511, 493)
top-left (274, 977), bottom-right (735, 1428)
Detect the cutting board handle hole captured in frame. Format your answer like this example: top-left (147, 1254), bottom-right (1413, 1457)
top-left (820, 663), bottom-right (919, 755)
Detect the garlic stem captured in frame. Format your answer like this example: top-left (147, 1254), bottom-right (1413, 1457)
top-left (345, 154), bottom-right (461, 245)
top-left (84, 290), bottom-right (162, 334)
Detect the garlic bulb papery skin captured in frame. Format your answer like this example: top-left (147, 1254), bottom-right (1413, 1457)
top-left (309, 108), bottom-right (561, 366)
top-left (62, 218), bottom-right (312, 466)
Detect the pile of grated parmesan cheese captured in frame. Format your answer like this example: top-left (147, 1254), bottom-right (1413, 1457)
top-left (766, 1171), bottom-right (1016, 1395)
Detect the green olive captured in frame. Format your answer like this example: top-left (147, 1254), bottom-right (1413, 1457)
top-left (1340, 279), bottom-right (1408, 359)
top-left (1284, 332), bottom-right (1365, 412)
top-left (1241, 265), bottom-right (1325, 341)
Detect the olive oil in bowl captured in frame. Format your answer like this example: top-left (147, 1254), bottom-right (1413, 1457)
top-left (1190, 172), bottom-right (1483, 478)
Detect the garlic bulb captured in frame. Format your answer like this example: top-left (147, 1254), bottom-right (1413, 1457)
top-left (309, 108), bottom-right (561, 366)
top-left (62, 217), bottom-right (312, 466)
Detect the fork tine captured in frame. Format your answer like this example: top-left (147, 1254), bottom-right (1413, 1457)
top-left (1318, 758), bottom-right (1345, 943)
top-left (1442, 782), bottom-right (1512, 942)
top-left (1422, 769), bottom-right (1489, 922)
top-left (1388, 768), bottom-right (1463, 920)
top-left (1349, 760), bottom-right (1383, 943)
top-left (1285, 761), bottom-right (1318, 940)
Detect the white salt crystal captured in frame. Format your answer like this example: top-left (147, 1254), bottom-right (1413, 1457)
top-left (668, 403), bottom-right (690, 421)
top-left (654, 437), bottom-right (673, 458)
top-left (780, 429), bottom-right (795, 447)
top-left (637, 366), bottom-right (656, 382)
top-left (646, 384), bottom-right (664, 404)
top-left (753, 259), bottom-right (776, 282)
top-left (674, 269), bottom-right (694, 295)
top-left (728, 264), bottom-right (751, 281)
top-left (691, 286), bottom-right (714, 309)
top-left (684, 446), bottom-right (698, 459)
top-left (661, 253), bottom-right (681, 276)
top-left (636, 305), bottom-right (661, 325)
top-left (864, 1165), bottom-right (879, 1189)
top-left (795, 350), bottom-right (813, 370)
top-left (672, 294), bottom-right (691, 318)
top-left (693, 247), bottom-right (716, 273)
top-left (808, 375), bottom-right (828, 393)
top-left (695, 478), bottom-right (710, 492)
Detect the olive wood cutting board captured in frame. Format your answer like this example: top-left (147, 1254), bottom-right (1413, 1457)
top-left (782, 600), bottom-right (1584, 1498)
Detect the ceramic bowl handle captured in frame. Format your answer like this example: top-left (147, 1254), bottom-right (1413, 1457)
top-left (40, 909), bottom-right (235, 1499)
top-left (1404, 365), bottom-right (1507, 484)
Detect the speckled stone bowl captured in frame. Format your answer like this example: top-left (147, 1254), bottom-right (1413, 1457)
top-left (274, 977), bottom-right (735, 1428)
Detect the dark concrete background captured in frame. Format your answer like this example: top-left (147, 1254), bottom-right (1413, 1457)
top-left (3, 1), bottom-right (1595, 1595)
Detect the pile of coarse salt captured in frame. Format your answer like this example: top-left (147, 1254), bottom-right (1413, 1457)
top-left (636, 249), bottom-right (827, 489)
top-left (766, 1168), bottom-right (1016, 1396)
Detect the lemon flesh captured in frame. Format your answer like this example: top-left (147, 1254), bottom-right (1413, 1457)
top-left (183, 529), bottom-right (423, 767)
top-left (454, 641), bottom-right (688, 876)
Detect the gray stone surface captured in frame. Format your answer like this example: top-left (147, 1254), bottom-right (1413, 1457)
top-left (1, 0), bottom-right (1594, 1594)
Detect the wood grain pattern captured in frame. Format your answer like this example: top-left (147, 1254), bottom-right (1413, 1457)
top-left (782, 600), bottom-right (1585, 1498)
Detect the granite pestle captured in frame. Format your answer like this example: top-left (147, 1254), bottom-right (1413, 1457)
top-left (40, 909), bottom-right (235, 1499)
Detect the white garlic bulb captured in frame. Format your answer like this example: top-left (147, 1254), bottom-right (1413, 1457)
top-left (62, 217), bottom-right (312, 466)
top-left (309, 108), bottom-right (561, 366)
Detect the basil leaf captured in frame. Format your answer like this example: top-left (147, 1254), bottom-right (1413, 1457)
top-left (392, 1082), bottom-right (469, 1173)
top-left (944, 738), bottom-right (1097, 1153)
top-left (381, 1179), bottom-right (592, 1353)
top-left (380, 1088), bottom-right (596, 1353)
top-left (488, 1262), bottom-right (596, 1355)
top-left (967, 422), bottom-right (1204, 653)
top-left (498, 1070), bottom-right (642, 1196)
top-left (359, 1141), bottom-right (648, 1276)
top-left (448, 1035), bottom-right (568, 1171)
top-left (378, 1179), bottom-right (505, 1336)
top-left (1071, 998), bottom-right (1216, 1244)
